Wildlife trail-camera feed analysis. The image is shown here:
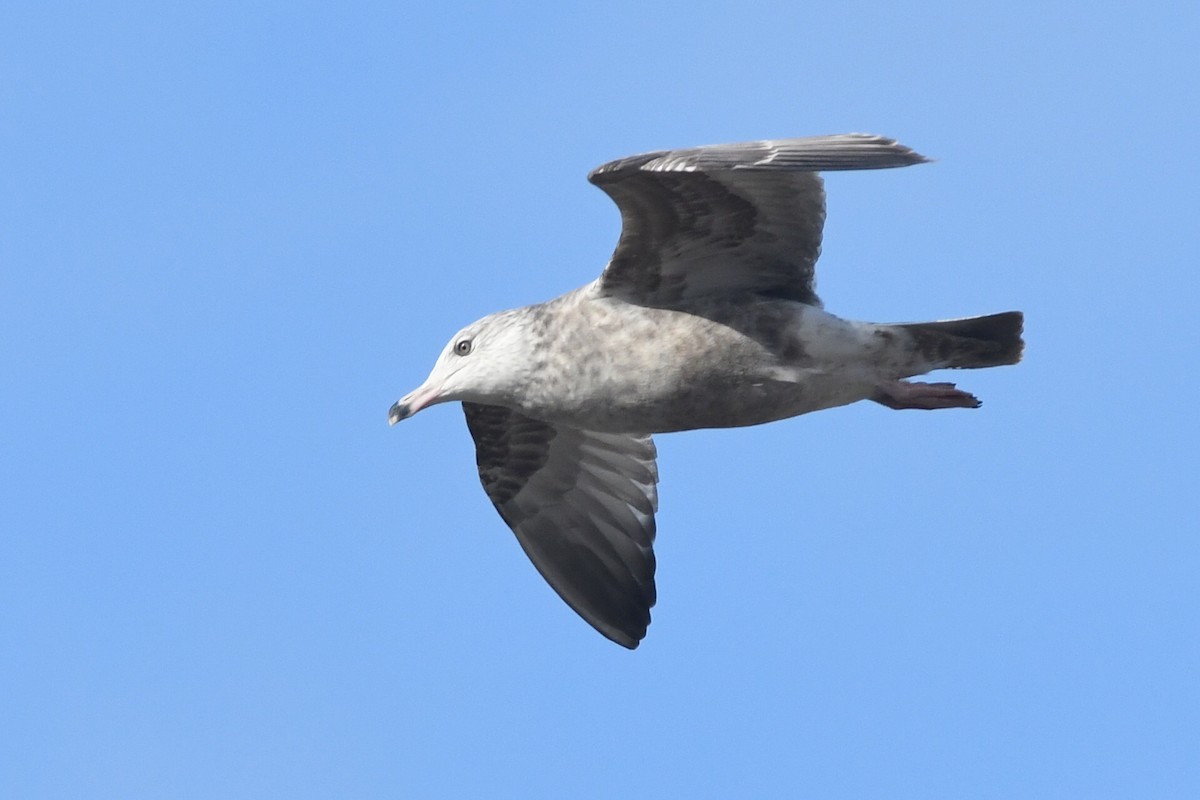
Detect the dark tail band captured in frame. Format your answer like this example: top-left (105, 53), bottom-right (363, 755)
top-left (901, 311), bottom-right (1024, 370)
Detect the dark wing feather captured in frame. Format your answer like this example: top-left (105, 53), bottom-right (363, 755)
top-left (588, 133), bottom-right (928, 307)
top-left (462, 402), bottom-right (659, 649)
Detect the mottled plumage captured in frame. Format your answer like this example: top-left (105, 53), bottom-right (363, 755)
top-left (389, 134), bottom-right (1024, 648)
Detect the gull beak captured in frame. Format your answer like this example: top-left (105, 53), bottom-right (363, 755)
top-left (388, 383), bottom-right (441, 425)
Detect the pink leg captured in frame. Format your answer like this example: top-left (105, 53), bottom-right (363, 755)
top-left (872, 380), bottom-right (981, 410)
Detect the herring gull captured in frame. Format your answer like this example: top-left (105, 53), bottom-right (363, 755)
top-left (388, 134), bottom-right (1023, 649)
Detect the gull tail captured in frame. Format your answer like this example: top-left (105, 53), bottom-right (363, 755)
top-left (900, 311), bottom-right (1025, 370)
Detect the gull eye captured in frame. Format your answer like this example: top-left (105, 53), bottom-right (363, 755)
top-left (454, 338), bottom-right (473, 356)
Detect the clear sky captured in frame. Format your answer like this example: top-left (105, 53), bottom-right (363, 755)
top-left (3, 1), bottom-right (1197, 797)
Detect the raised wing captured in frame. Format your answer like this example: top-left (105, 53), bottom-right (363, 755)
top-left (588, 133), bottom-right (928, 307)
top-left (462, 402), bottom-right (659, 649)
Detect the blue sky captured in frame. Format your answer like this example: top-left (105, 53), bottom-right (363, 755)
top-left (3, 1), bottom-right (1197, 797)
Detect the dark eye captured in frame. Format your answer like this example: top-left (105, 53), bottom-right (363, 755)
top-left (454, 338), bottom-right (473, 356)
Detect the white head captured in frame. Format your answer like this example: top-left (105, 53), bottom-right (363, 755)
top-left (388, 310), bottom-right (532, 424)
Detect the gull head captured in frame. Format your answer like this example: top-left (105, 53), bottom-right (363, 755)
top-left (388, 309), bottom-right (532, 424)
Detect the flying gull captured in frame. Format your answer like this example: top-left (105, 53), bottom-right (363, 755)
top-left (389, 133), bottom-right (1023, 649)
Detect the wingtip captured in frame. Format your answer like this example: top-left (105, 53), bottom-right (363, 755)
top-left (605, 627), bottom-right (645, 650)
top-left (841, 132), bottom-right (932, 165)
top-left (908, 147), bottom-right (934, 164)
top-left (908, 146), bottom-right (935, 165)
